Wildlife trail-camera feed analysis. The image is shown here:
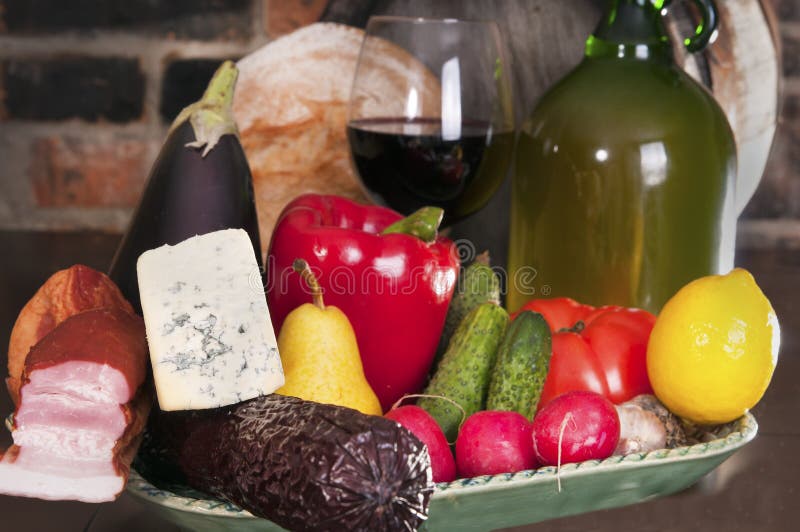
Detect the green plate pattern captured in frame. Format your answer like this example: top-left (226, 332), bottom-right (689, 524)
top-left (126, 413), bottom-right (757, 531)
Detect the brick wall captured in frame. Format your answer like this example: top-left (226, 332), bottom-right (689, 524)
top-left (0, 0), bottom-right (797, 247)
top-left (0, 0), bottom-right (277, 232)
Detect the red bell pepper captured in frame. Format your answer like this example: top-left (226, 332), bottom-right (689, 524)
top-left (514, 298), bottom-right (656, 408)
top-left (266, 194), bottom-right (459, 410)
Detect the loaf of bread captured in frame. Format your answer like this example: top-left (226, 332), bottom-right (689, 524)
top-left (233, 23), bottom-right (440, 251)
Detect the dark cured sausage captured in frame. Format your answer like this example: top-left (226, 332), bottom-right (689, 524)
top-left (139, 395), bottom-right (433, 532)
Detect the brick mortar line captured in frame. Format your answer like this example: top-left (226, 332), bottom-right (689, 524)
top-left (0, 120), bottom-right (164, 137)
top-left (0, 209), bottom-right (134, 233)
top-left (0, 36), bottom-right (258, 59)
top-left (779, 22), bottom-right (800, 37)
top-left (252, 0), bottom-right (270, 44)
top-left (782, 78), bottom-right (800, 93)
top-left (738, 218), bottom-right (800, 228)
top-left (141, 47), bottom-right (167, 135)
top-left (0, 1), bottom-right (272, 57)
top-left (737, 219), bottom-right (800, 249)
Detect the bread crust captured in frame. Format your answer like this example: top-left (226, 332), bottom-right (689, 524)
top-left (233, 23), bottom-right (440, 252)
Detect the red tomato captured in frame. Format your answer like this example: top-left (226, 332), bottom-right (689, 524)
top-left (516, 298), bottom-right (656, 409)
top-left (538, 333), bottom-right (609, 408)
top-left (582, 308), bottom-right (656, 404)
top-left (511, 297), bottom-right (594, 332)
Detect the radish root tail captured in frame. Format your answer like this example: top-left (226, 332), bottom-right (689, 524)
top-left (390, 393), bottom-right (467, 445)
top-left (556, 412), bottom-right (575, 493)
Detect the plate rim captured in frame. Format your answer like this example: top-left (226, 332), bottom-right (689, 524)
top-left (126, 412), bottom-right (758, 518)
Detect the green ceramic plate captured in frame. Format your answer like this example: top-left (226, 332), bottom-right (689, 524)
top-left (126, 413), bottom-right (757, 531)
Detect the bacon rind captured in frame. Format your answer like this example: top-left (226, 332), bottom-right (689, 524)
top-left (7, 265), bottom-right (134, 404)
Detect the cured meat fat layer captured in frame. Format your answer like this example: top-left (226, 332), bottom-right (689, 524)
top-left (0, 308), bottom-right (150, 502)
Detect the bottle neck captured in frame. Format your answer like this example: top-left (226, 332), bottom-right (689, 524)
top-left (585, 0), bottom-right (673, 62)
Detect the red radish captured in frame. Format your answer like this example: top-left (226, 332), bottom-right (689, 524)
top-left (455, 410), bottom-right (537, 478)
top-left (532, 391), bottom-right (620, 467)
top-left (385, 405), bottom-right (456, 483)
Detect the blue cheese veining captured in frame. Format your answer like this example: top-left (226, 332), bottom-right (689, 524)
top-left (137, 229), bottom-right (284, 411)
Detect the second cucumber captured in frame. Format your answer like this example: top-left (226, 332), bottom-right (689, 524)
top-left (419, 302), bottom-right (509, 442)
top-left (486, 310), bottom-right (552, 419)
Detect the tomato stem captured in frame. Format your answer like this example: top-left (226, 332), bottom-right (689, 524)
top-left (475, 251), bottom-right (491, 266)
top-left (559, 320), bottom-right (586, 334)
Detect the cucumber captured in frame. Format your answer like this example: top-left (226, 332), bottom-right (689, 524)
top-left (432, 253), bottom-right (500, 372)
top-left (486, 310), bottom-right (552, 419)
top-left (419, 302), bottom-right (508, 442)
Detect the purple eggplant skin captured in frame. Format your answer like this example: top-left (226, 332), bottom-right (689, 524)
top-left (138, 395), bottom-right (434, 532)
top-left (108, 61), bottom-right (262, 314)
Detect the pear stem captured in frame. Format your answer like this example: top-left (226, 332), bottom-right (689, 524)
top-left (293, 258), bottom-right (325, 310)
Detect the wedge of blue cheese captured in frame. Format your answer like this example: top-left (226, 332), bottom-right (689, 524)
top-left (137, 229), bottom-right (284, 411)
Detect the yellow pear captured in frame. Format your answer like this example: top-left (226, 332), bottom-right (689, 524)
top-left (275, 259), bottom-right (382, 416)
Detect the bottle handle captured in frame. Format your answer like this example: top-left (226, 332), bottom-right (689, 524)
top-left (661, 0), bottom-right (718, 53)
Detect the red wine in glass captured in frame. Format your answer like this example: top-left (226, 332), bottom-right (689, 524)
top-left (347, 117), bottom-right (514, 224)
top-left (348, 17), bottom-right (514, 225)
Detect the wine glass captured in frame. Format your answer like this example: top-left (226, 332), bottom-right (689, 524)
top-left (347, 16), bottom-right (514, 225)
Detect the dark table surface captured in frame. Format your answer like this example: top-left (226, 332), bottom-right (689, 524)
top-left (0, 230), bottom-right (798, 532)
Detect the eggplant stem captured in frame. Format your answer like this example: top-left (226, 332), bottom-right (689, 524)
top-left (199, 61), bottom-right (237, 110)
top-left (293, 259), bottom-right (325, 310)
top-left (170, 60), bottom-right (239, 158)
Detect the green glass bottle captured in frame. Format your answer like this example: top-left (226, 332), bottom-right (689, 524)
top-left (508, 0), bottom-right (736, 313)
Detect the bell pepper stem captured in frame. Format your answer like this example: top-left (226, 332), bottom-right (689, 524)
top-left (380, 206), bottom-right (444, 243)
top-left (293, 258), bottom-right (325, 310)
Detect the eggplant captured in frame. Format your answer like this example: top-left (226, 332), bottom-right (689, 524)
top-left (136, 394), bottom-right (434, 532)
top-left (108, 61), bottom-right (261, 313)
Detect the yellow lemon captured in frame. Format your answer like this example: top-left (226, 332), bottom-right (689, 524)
top-left (647, 268), bottom-right (780, 425)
